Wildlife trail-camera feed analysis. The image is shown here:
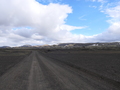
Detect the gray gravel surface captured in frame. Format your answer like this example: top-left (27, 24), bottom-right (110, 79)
top-left (0, 51), bottom-right (120, 90)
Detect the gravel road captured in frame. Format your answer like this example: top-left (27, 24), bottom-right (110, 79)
top-left (0, 51), bottom-right (120, 90)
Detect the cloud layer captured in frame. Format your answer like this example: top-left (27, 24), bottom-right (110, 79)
top-left (0, 0), bottom-right (86, 46)
top-left (94, 1), bottom-right (120, 42)
top-left (0, 0), bottom-right (120, 46)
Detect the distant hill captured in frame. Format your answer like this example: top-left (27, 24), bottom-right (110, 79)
top-left (0, 42), bottom-right (120, 49)
top-left (0, 46), bottom-right (11, 48)
top-left (20, 45), bottom-right (32, 47)
top-left (58, 42), bottom-right (120, 47)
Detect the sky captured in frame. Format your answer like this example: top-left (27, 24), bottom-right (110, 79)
top-left (0, 0), bottom-right (120, 46)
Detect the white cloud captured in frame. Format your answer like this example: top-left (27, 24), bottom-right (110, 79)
top-left (78, 15), bottom-right (87, 20)
top-left (92, 1), bottom-right (120, 42)
top-left (60, 25), bottom-right (86, 31)
top-left (88, 0), bottom-right (108, 10)
top-left (90, 0), bottom-right (107, 3)
top-left (85, 1), bottom-right (120, 42)
top-left (92, 0), bottom-right (96, 2)
top-left (36, 0), bottom-right (62, 3)
top-left (105, 5), bottom-right (120, 20)
top-left (98, 0), bottom-right (106, 3)
top-left (1, 0), bottom-right (120, 46)
top-left (0, 0), bottom-right (87, 46)
top-left (89, 5), bottom-right (97, 9)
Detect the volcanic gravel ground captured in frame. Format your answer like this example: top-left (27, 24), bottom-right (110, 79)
top-left (0, 50), bottom-right (120, 90)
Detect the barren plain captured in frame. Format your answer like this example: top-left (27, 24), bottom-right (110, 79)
top-left (0, 49), bottom-right (120, 90)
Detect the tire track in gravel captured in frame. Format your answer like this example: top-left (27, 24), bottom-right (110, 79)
top-left (0, 51), bottom-right (120, 90)
top-left (28, 51), bottom-right (50, 90)
top-left (36, 51), bottom-right (120, 90)
top-left (0, 51), bottom-right (33, 90)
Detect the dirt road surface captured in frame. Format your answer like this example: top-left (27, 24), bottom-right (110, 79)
top-left (0, 51), bottom-right (120, 90)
